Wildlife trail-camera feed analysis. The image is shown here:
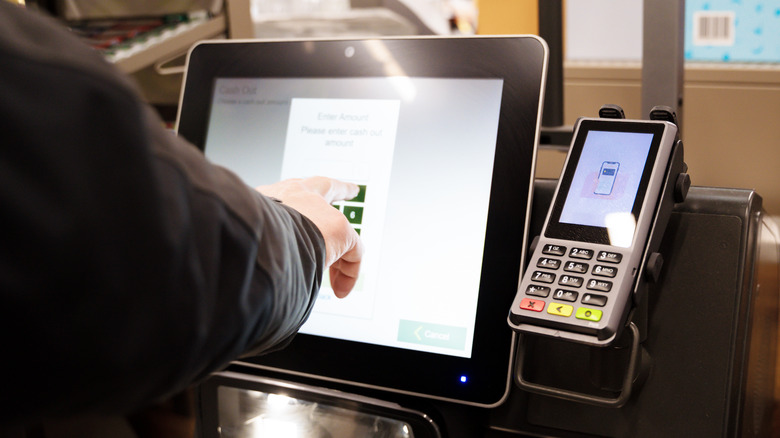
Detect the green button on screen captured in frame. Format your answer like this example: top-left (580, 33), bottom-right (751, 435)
top-left (397, 320), bottom-right (466, 351)
top-left (343, 206), bottom-right (364, 224)
top-left (352, 185), bottom-right (367, 203)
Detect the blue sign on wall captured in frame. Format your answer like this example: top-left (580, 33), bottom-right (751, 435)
top-left (685, 1), bottom-right (780, 63)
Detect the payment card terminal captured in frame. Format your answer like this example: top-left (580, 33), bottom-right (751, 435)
top-left (509, 117), bottom-right (679, 346)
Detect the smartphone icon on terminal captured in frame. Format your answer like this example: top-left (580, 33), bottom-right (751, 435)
top-left (594, 161), bottom-right (619, 195)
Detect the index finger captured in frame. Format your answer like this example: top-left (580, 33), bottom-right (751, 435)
top-left (303, 177), bottom-right (359, 204)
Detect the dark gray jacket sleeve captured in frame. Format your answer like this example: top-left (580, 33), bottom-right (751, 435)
top-left (0, 2), bottom-right (324, 424)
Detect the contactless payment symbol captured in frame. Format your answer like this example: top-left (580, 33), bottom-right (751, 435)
top-left (520, 298), bottom-right (544, 312)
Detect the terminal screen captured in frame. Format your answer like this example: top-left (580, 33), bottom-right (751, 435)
top-left (203, 77), bottom-right (504, 358)
top-left (558, 130), bottom-right (654, 247)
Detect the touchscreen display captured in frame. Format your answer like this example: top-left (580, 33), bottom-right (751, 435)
top-left (557, 130), bottom-right (654, 247)
top-left (204, 77), bottom-right (504, 359)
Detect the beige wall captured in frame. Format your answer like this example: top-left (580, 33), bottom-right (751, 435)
top-left (475, 0), bottom-right (538, 35)
top-left (536, 62), bottom-right (780, 215)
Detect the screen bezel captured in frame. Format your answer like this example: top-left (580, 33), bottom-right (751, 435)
top-left (544, 119), bottom-right (666, 245)
top-left (176, 36), bottom-right (547, 407)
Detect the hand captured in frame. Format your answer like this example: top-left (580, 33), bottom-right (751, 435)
top-left (256, 177), bottom-right (363, 298)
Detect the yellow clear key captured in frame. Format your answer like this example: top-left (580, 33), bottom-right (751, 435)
top-left (546, 303), bottom-right (573, 317)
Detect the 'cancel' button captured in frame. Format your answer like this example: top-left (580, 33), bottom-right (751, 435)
top-left (397, 319), bottom-right (467, 351)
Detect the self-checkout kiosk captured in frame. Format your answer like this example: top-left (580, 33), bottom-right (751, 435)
top-left (175, 31), bottom-right (780, 438)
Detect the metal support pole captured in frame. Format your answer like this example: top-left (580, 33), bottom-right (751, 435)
top-left (642, 0), bottom-right (685, 130)
top-left (538, 0), bottom-right (564, 128)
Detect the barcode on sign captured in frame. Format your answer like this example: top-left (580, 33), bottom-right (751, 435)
top-left (693, 11), bottom-right (735, 46)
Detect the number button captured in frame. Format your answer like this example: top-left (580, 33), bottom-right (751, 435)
top-left (542, 244), bottom-right (566, 256)
top-left (553, 289), bottom-right (578, 302)
top-left (569, 248), bottom-right (594, 260)
top-left (597, 251), bottom-right (623, 263)
top-left (353, 185), bottom-right (367, 202)
top-left (586, 279), bottom-right (612, 292)
top-left (525, 285), bottom-right (551, 298)
top-left (343, 206), bottom-right (364, 225)
top-left (537, 257), bottom-right (561, 270)
top-left (558, 275), bottom-right (583, 288)
top-left (563, 261), bottom-right (588, 273)
top-left (532, 271), bottom-right (556, 284)
top-left (592, 265), bottom-right (618, 278)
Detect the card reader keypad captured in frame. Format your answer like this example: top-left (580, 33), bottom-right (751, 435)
top-left (523, 245), bottom-right (626, 322)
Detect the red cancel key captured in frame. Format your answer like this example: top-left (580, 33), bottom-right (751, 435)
top-left (520, 298), bottom-right (545, 312)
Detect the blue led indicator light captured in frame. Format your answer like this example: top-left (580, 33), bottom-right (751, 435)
top-left (460, 375), bottom-right (468, 383)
